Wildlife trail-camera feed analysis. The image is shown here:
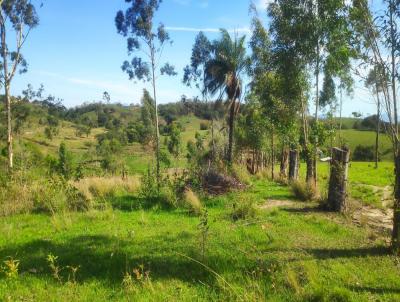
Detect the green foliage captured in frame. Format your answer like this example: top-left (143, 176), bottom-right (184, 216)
top-left (230, 194), bottom-right (257, 221)
top-left (1, 257), bottom-right (19, 279)
top-left (167, 122), bottom-right (182, 158)
top-left (58, 143), bottom-right (74, 180)
top-left (230, 164), bottom-right (251, 185)
top-left (139, 166), bottom-right (159, 204)
top-left (291, 181), bottom-right (318, 202)
top-left (197, 208), bottom-right (209, 261)
top-left (353, 145), bottom-right (375, 162)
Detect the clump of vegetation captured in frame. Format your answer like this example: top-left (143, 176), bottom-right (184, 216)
top-left (182, 188), bottom-right (202, 215)
top-left (73, 176), bottom-right (140, 202)
top-left (199, 121), bottom-right (209, 130)
top-left (231, 194), bottom-right (257, 221)
top-left (1, 257), bottom-right (20, 279)
top-left (230, 164), bottom-right (252, 185)
top-left (290, 181), bottom-right (318, 202)
top-left (353, 145), bottom-right (375, 162)
top-left (0, 175), bottom-right (88, 216)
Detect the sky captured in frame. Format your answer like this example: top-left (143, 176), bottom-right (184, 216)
top-left (10, 0), bottom-right (377, 117)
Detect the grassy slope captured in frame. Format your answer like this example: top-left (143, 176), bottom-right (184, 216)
top-left (299, 161), bottom-right (394, 208)
top-left (0, 180), bottom-right (399, 301)
top-left (340, 130), bottom-right (393, 160)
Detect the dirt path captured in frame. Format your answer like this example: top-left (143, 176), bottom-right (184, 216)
top-left (259, 199), bottom-right (298, 209)
top-left (351, 204), bottom-right (393, 234)
top-left (260, 198), bottom-right (394, 237)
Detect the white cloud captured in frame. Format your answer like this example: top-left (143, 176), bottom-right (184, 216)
top-left (166, 26), bottom-right (250, 34)
top-left (173, 0), bottom-right (208, 8)
top-left (256, 0), bottom-right (273, 11)
top-left (33, 70), bottom-right (185, 106)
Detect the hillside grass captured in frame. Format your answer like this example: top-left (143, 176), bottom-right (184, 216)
top-left (0, 179), bottom-right (399, 301)
top-left (299, 161), bottom-right (393, 208)
top-left (339, 129), bottom-right (393, 161)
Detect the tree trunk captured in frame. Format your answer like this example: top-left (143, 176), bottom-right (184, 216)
top-left (289, 149), bottom-right (299, 182)
top-left (314, 41), bottom-right (320, 188)
top-left (393, 154), bottom-right (400, 254)
top-left (211, 118), bottom-right (216, 162)
top-left (227, 99), bottom-right (235, 164)
top-left (328, 147), bottom-right (350, 212)
top-left (1, 19), bottom-right (12, 171)
top-left (271, 128), bottom-right (275, 180)
top-left (151, 49), bottom-right (161, 189)
top-left (280, 147), bottom-right (289, 178)
top-left (339, 88), bottom-right (343, 144)
top-left (5, 85), bottom-right (12, 170)
top-left (375, 89), bottom-right (380, 169)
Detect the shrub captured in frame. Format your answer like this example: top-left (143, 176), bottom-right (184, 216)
top-left (353, 145), bottom-right (375, 162)
top-left (0, 176), bottom-right (89, 216)
top-left (291, 181), bottom-right (318, 202)
top-left (73, 176), bottom-right (140, 202)
top-left (199, 121), bottom-right (209, 130)
top-left (231, 194), bottom-right (256, 221)
top-left (182, 189), bottom-right (202, 215)
top-left (139, 167), bottom-right (159, 202)
top-left (230, 164), bottom-right (251, 185)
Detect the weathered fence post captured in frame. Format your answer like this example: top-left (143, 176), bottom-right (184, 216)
top-left (328, 147), bottom-right (350, 212)
top-left (280, 148), bottom-right (289, 178)
top-left (288, 149), bottom-right (299, 181)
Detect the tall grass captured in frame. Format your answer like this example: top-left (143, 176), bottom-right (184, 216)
top-left (73, 176), bottom-right (140, 201)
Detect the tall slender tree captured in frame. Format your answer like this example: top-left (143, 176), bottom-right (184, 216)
top-left (365, 65), bottom-right (387, 168)
top-left (0, 0), bottom-right (39, 170)
top-left (351, 0), bottom-right (400, 253)
top-left (202, 29), bottom-right (250, 164)
top-left (115, 0), bottom-right (177, 186)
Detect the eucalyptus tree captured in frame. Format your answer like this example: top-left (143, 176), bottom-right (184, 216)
top-left (268, 0), bottom-right (357, 184)
top-left (0, 0), bottom-right (39, 170)
top-left (115, 0), bottom-right (177, 185)
top-left (364, 65), bottom-right (387, 168)
top-left (350, 0), bottom-right (400, 253)
top-left (183, 32), bottom-right (216, 157)
top-left (202, 29), bottom-right (250, 164)
top-left (268, 0), bottom-right (313, 183)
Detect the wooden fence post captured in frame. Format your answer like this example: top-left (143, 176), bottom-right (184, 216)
top-left (289, 149), bottom-right (299, 181)
top-left (328, 147), bottom-right (350, 212)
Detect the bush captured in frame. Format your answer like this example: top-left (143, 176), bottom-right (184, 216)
top-left (199, 121), bottom-right (209, 130)
top-left (230, 164), bottom-right (251, 185)
top-left (353, 145), bottom-right (375, 162)
top-left (73, 176), bottom-right (140, 202)
top-left (0, 176), bottom-right (89, 216)
top-left (231, 194), bottom-right (256, 221)
top-left (291, 181), bottom-right (318, 202)
top-left (182, 189), bottom-right (202, 215)
top-left (139, 167), bottom-right (159, 202)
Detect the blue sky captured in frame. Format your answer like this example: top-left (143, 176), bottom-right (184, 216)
top-left (11, 0), bottom-right (376, 117)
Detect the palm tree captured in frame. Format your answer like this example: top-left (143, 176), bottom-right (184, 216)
top-left (203, 29), bottom-right (249, 164)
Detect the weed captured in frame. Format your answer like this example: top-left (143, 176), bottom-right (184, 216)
top-left (231, 194), bottom-right (257, 221)
top-left (47, 254), bottom-right (62, 283)
top-left (1, 257), bottom-right (20, 279)
top-left (198, 208), bottom-right (209, 261)
top-left (290, 181), bottom-right (318, 201)
top-left (183, 189), bottom-right (202, 215)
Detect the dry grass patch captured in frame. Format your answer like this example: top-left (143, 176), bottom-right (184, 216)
top-left (73, 176), bottom-right (140, 201)
top-left (182, 189), bottom-right (202, 215)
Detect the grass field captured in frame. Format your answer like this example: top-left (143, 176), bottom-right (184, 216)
top-left (298, 161), bottom-right (394, 208)
top-left (0, 179), bottom-right (399, 301)
top-left (339, 129), bottom-right (393, 161)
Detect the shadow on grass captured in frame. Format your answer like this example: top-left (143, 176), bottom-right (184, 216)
top-left (305, 246), bottom-right (390, 259)
top-left (282, 205), bottom-right (326, 214)
top-left (109, 195), bottom-right (175, 212)
top-left (347, 285), bottom-right (400, 294)
top-left (0, 234), bottom-right (229, 287)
